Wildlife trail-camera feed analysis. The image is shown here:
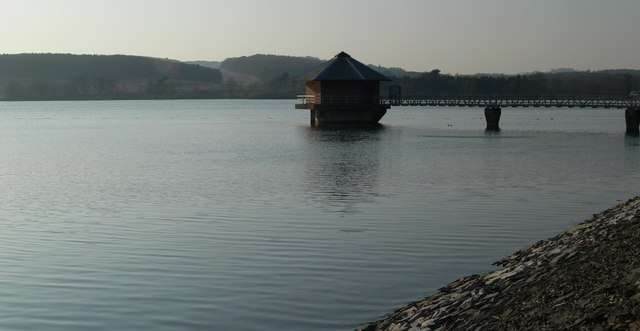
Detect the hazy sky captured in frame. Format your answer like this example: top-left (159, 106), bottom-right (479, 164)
top-left (2, 0), bottom-right (639, 74)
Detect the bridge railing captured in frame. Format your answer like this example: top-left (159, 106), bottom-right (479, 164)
top-left (379, 95), bottom-right (640, 108)
top-left (296, 95), bottom-right (315, 105)
top-left (297, 95), bottom-right (639, 109)
top-left (296, 94), bottom-right (382, 106)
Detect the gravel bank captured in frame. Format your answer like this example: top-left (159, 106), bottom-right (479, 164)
top-left (359, 196), bottom-right (640, 331)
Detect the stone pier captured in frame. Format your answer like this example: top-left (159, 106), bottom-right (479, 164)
top-left (484, 106), bottom-right (501, 131)
top-left (626, 107), bottom-right (640, 134)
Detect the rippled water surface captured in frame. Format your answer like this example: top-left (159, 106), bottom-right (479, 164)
top-left (1, 100), bottom-right (638, 330)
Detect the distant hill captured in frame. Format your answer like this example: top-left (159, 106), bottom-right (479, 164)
top-left (0, 52), bottom-right (424, 101)
top-left (220, 54), bottom-right (323, 83)
top-left (0, 53), bottom-right (222, 100)
top-left (187, 60), bottom-right (221, 69)
top-left (1, 52), bottom-right (637, 101)
top-left (218, 54), bottom-right (420, 83)
top-left (369, 65), bottom-right (421, 79)
top-left (0, 53), bottom-right (221, 83)
top-left (218, 68), bottom-right (261, 86)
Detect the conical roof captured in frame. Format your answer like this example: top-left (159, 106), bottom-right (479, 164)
top-left (294, 51), bottom-right (390, 82)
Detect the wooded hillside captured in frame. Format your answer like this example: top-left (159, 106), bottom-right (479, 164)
top-left (0, 53), bottom-right (638, 101)
top-left (390, 69), bottom-right (640, 97)
top-left (0, 54), bottom-right (222, 100)
top-left (220, 54), bottom-right (323, 83)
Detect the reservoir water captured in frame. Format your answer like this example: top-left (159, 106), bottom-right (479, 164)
top-left (0, 100), bottom-right (638, 330)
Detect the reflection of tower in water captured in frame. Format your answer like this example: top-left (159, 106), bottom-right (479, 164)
top-left (301, 126), bottom-right (386, 214)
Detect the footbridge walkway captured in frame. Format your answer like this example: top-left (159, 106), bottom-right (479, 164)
top-left (380, 95), bottom-right (638, 109)
top-left (295, 95), bottom-right (640, 133)
top-left (383, 95), bottom-right (640, 133)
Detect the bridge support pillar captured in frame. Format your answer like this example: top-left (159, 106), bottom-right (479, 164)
top-left (484, 106), bottom-right (501, 131)
top-left (626, 107), bottom-right (640, 134)
top-left (310, 109), bottom-right (316, 127)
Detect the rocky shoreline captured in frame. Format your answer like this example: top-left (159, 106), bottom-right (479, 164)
top-left (359, 196), bottom-right (640, 331)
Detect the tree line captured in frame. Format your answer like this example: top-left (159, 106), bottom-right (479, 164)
top-left (0, 54), bottom-right (222, 100)
top-left (389, 69), bottom-right (640, 97)
top-left (220, 54), bottom-right (323, 83)
top-left (1, 53), bottom-right (638, 100)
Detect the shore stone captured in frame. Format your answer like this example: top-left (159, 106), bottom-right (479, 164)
top-left (358, 196), bottom-right (640, 331)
